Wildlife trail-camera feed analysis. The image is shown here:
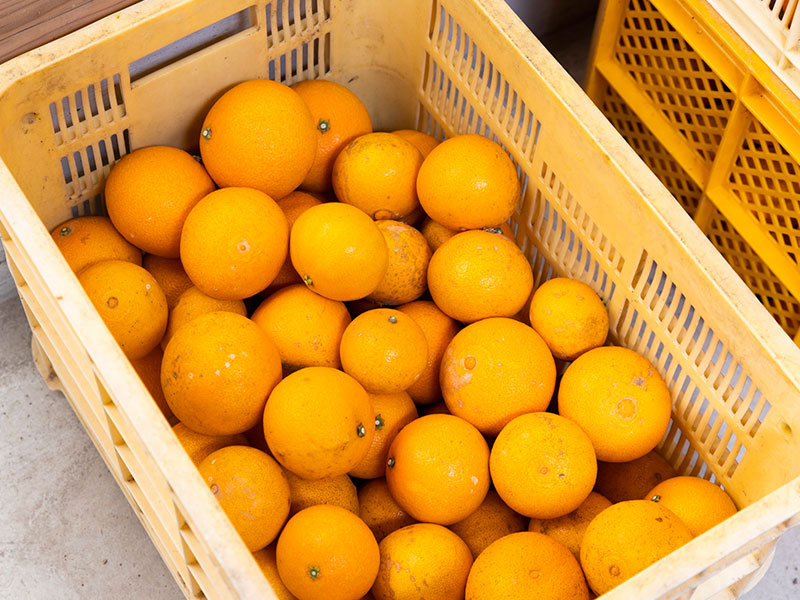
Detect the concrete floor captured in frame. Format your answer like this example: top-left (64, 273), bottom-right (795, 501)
top-left (2, 13), bottom-right (800, 599)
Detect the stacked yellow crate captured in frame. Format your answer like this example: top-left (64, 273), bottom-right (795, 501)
top-left (586, 0), bottom-right (800, 343)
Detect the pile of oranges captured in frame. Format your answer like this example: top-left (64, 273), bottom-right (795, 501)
top-left (51, 78), bottom-right (738, 600)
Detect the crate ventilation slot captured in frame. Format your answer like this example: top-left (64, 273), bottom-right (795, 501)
top-left (49, 75), bottom-right (126, 145)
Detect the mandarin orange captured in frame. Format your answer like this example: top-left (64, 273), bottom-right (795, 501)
top-left (180, 187), bottom-right (288, 300)
top-left (199, 79), bottom-right (316, 199)
top-left (51, 215), bottom-right (141, 273)
top-left (161, 311), bottom-right (282, 435)
top-left (105, 146), bottom-right (215, 257)
top-left (386, 414), bottom-right (490, 525)
top-left (291, 80), bottom-right (373, 193)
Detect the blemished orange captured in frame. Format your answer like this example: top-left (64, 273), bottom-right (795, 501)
top-left (647, 476), bottom-right (738, 537)
top-left (251, 284), bottom-right (351, 371)
top-left (141, 254), bottom-right (193, 311)
top-left (392, 129), bottom-right (440, 158)
top-left (263, 367), bottom-right (374, 480)
top-left (367, 221), bottom-right (432, 306)
top-left (417, 134), bottom-right (520, 231)
top-left (528, 492), bottom-right (612, 560)
top-left (291, 80), bottom-right (373, 193)
top-left (198, 446), bottom-right (290, 551)
top-left (252, 544), bottom-right (298, 600)
top-left (529, 277), bottom-right (609, 361)
top-left (161, 311), bottom-right (282, 436)
top-left (449, 490), bottom-right (527, 559)
top-left (396, 300), bottom-right (460, 405)
top-left (358, 478), bottom-right (417, 542)
top-left (105, 146), bottom-right (215, 257)
top-left (51, 216), bottom-right (141, 274)
top-left (161, 286), bottom-right (247, 349)
top-left (129, 346), bottom-right (174, 423)
top-left (372, 523), bottom-right (473, 600)
top-left (78, 260), bottom-right (167, 360)
top-left (386, 414), bottom-right (490, 525)
top-left (180, 187), bottom-right (289, 300)
top-left (171, 422), bottom-right (248, 465)
top-left (595, 450), bottom-right (678, 503)
top-left (420, 217), bottom-right (457, 252)
top-left (266, 191), bottom-right (324, 293)
top-left (199, 79), bottom-right (316, 200)
top-left (339, 308), bottom-right (428, 393)
top-left (580, 500), bottom-right (693, 595)
top-left (465, 532), bottom-right (589, 600)
top-left (427, 229), bottom-right (533, 323)
top-left (349, 391), bottom-right (418, 479)
top-left (440, 318), bottom-right (556, 435)
top-left (332, 132), bottom-right (423, 220)
top-left (284, 470), bottom-right (359, 517)
top-left (490, 412), bottom-right (597, 519)
top-left (290, 202), bottom-right (388, 301)
top-left (276, 505), bottom-right (380, 600)
top-left (558, 346), bottom-right (672, 462)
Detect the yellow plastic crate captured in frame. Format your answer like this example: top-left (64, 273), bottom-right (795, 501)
top-left (586, 0), bottom-right (800, 345)
top-left (1, 0), bottom-right (799, 598)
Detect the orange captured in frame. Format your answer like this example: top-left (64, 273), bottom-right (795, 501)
top-left (198, 446), bottom-right (290, 551)
top-left (398, 204), bottom-right (426, 227)
top-left (251, 284), bottom-right (351, 371)
top-left (487, 221), bottom-right (516, 243)
top-left (349, 391), bottom-right (418, 479)
top-left (420, 401), bottom-right (450, 416)
top-left (558, 346), bottom-right (672, 462)
top-left (276, 505), bottom-right (379, 600)
top-left (339, 308), bottom-right (428, 393)
top-left (199, 79), bottom-right (316, 200)
top-left (595, 450), bottom-right (677, 502)
top-left (372, 523), bottom-right (473, 600)
top-left (528, 492), bottom-right (612, 560)
top-left (490, 412), bottom-right (597, 519)
top-left (266, 191), bottom-right (324, 293)
top-left (284, 470), bottom-right (359, 517)
top-left (332, 132), bottom-right (423, 220)
top-left (386, 414), bottom-right (490, 525)
top-left (580, 500), bottom-right (693, 595)
top-left (252, 544), bottom-right (298, 600)
top-left (358, 478), bottom-right (417, 542)
top-left (141, 254), bottom-right (193, 310)
top-left (290, 202), bottom-right (388, 301)
top-left (529, 277), bottom-right (609, 361)
top-left (180, 187), bottom-right (289, 300)
top-left (440, 317), bottom-right (556, 435)
top-left (417, 134), bottom-right (519, 230)
top-left (395, 300), bottom-right (459, 405)
top-left (465, 531), bottom-right (589, 600)
top-left (161, 311), bottom-right (282, 435)
top-left (161, 286), bottom-right (247, 349)
top-left (449, 490), bottom-right (527, 559)
top-left (171, 422), bottom-right (247, 465)
top-left (105, 146), bottom-right (215, 257)
top-left (367, 221), bottom-right (432, 306)
top-left (51, 215), bottom-right (141, 273)
top-left (129, 346), bottom-right (174, 423)
top-left (392, 129), bottom-right (440, 158)
top-left (647, 476), bottom-right (738, 537)
top-left (420, 218), bottom-right (457, 252)
top-left (291, 80), bottom-right (373, 193)
top-left (263, 367), bottom-right (374, 480)
top-left (78, 260), bottom-right (167, 360)
top-left (427, 230), bottom-right (533, 323)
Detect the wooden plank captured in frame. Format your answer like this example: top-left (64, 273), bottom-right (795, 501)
top-left (0, 0), bottom-right (142, 65)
